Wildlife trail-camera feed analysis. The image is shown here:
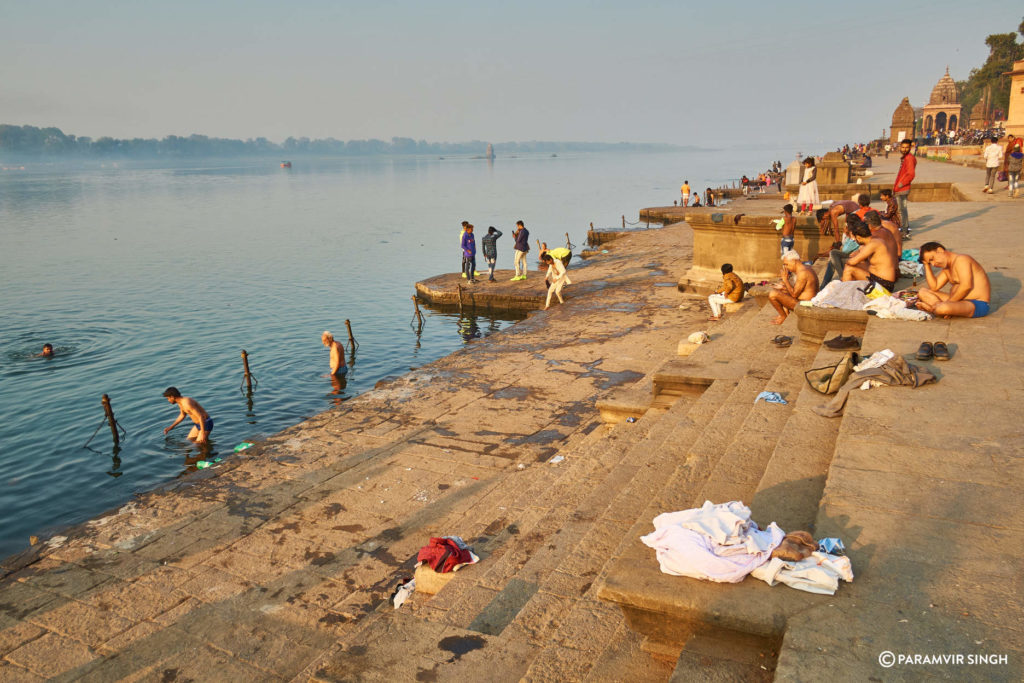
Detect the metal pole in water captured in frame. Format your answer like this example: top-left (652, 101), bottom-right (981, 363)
top-left (241, 350), bottom-right (253, 393)
top-left (101, 394), bottom-right (119, 447)
top-left (345, 319), bottom-right (357, 349)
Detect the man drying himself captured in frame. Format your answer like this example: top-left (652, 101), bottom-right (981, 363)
top-left (511, 220), bottom-right (530, 281)
top-left (916, 242), bottom-right (991, 318)
top-left (481, 226), bottom-right (503, 282)
top-left (707, 263), bottom-right (744, 321)
top-left (321, 330), bottom-right (348, 376)
top-left (842, 217), bottom-right (899, 293)
top-left (162, 387), bottom-right (213, 444)
top-left (768, 250), bottom-right (819, 325)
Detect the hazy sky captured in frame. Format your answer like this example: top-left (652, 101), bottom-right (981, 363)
top-left (1, 1), bottom-right (1020, 147)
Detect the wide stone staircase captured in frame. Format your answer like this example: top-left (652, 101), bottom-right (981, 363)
top-left (294, 291), bottom-right (867, 682)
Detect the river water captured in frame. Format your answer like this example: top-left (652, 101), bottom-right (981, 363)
top-left (0, 147), bottom-right (793, 558)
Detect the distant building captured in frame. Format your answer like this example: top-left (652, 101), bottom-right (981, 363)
top-left (890, 97), bottom-right (915, 142)
top-left (968, 88), bottom-right (992, 130)
top-left (921, 68), bottom-right (962, 133)
top-left (1004, 59), bottom-right (1024, 138)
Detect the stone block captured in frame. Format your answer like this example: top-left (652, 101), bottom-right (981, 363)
top-left (676, 341), bottom-right (700, 357)
top-left (414, 564), bottom-right (457, 595)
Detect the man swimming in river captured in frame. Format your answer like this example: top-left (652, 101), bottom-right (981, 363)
top-left (38, 344), bottom-right (54, 357)
top-left (321, 331), bottom-right (348, 376)
top-left (162, 387), bottom-right (213, 444)
top-left (916, 242), bottom-right (992, 318)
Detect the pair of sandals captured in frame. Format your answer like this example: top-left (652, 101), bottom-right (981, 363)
top-left (771, 335), bottom-right (793, 348)
top-left (917, 341), bottom-right (951, 361)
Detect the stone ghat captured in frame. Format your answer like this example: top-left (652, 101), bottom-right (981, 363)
top-left (415, 270), bottom-right (546, 311)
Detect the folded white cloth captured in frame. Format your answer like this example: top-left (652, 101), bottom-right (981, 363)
top-left (750, 551), bottom-right (854, 595)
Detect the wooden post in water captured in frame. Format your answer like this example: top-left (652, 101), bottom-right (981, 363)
top-left (456, 284), bottom-right (464, 313)
top-left (565, 232), bottom-right (571, 248)
top-left (101, 394), bottom-right (119, 447)
top-left (621, 215), bottom-right (626, 228)
top-left (345, 319), bottom-right (356, 349)
top-left (241, 350), bottom-right (253, 393)
top-left (411, 296), bottom-right (424, 326)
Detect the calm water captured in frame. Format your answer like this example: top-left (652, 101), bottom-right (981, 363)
top-left (0, 148), bottom-right (791, 558)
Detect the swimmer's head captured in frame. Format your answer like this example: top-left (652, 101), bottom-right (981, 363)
top-left (41, 344), bottom-right (53, 357)
top-left (162, 386), bottom-right (182, 402)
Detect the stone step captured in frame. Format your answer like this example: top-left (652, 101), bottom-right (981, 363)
top-left (749, 333), bottom-right (848, 533)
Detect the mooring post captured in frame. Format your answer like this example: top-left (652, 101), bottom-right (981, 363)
top-left (345, 319), bottom-right (356, 349)
top-left (241, 349), bottom-right (253, 393)
top-left (411, 296), bottom-right (424, 326)
top-left (622, 215), bottom-right (626, 228)
top-left (565, 232), bottom-right (571, 248)
top-left (101, 394), bottom-right (119, 447)
top-left (457, 284), bottom-right (464, 313)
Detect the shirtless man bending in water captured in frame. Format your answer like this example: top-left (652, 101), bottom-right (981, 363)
top-left (322, 331), bottom-right (348, 376)
top-left (768, 250), bottom-right (819, 324)
top-left (916, 242), bottom-right (991, 318)
top-left (162, 387), bottom-right (213, 443)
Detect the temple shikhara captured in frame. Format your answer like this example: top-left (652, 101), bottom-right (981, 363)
top-left (921, 68), bottom-right (962, 133)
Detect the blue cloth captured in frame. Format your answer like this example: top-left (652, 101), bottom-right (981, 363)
top-left (481, 229), bottom-right (502, 259)
top-left (513, 227), bottom-right (530, 252)
top-left (969, 299), bottom-right (990, 318)
top-left (201, 417), bottom-right (214, 434)
top-left (754, 391), bottom-right (787, 405)
top-left (817, 537), bottom-right (845, 555)
top-left (461, 231), bottom-right (476, 258)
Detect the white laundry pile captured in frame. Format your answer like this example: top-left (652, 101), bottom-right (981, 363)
top-left (642, 501), bottom-right (854, 594)
top-left (863, 295), bottom-right (932, 321)
top-left (640, 501), bottom-right (784, 583)
top-left (750, 551), bottom-right (854, 595)
top-left (810, 280), bottom-right (869, 310)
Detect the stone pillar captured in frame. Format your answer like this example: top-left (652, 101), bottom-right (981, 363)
top-left (817, 152), bottom-right (850, 186)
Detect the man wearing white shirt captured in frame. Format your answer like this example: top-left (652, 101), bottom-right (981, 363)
top-left (983, 136), bottom-right (1003, 194)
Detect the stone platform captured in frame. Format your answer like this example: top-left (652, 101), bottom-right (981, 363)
top-left (414, 270), bottom-right (547, 311)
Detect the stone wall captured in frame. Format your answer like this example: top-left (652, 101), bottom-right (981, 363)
top-left (783, 181), bottom-right (960, 202)
top-left (678, 213), bottom-right (828, 294)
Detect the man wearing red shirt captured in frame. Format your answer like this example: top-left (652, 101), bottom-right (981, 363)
top-left (893, 139), bottom-right (916, 235)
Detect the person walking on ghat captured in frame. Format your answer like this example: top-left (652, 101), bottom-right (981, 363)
top-left (796, 157), bottom-right (818, 215)
top-left (982, 136), bottom-right (1003, 194)
top-left (321, 331), bottom-right (348, 376)
top-left (481, 226), bottom-right (503, 282)
top-left (541, 252), bottom-right (569, 309)
top-left (162, 387), bottom-right (213, 444)
top-left (511, 220), bottom-right (530, 281)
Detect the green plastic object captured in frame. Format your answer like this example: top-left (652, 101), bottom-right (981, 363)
top-left (196, 457), bottom-right (223, 469)
top-left (233, 442), bottom-right (254, 453)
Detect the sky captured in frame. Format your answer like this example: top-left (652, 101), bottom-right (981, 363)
top-left (1, 1), bottom-right (1021, 148)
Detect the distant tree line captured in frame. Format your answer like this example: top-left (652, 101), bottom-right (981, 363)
top-left (956, 17), bottom-right (1024, 123)
top-left (0, 125), bottom-right (680, 159)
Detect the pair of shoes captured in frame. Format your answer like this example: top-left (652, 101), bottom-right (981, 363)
top-left (771, 335), bottom-right (793, 348)
top-left (916, 341), bottom-right (950, 360)
top-left (824, 334), bottom-right (861, 350)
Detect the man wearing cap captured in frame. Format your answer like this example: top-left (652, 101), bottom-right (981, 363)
top-left (768, 250), bottom-right (819, 325)
top-left (162, 387), bottom-right (213, 444)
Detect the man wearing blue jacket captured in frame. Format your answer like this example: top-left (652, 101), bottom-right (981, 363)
top-left (461, 224), bottom-right (478, 283)
top-left (511, 220), bottom-right (530, 281)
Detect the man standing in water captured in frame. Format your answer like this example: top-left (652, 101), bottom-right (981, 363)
top-left (321, 331), bottom-right (348, 376)
top-left (162, 387), bottom-right (213, 444)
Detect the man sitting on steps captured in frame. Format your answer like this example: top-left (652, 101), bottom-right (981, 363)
top-left (768, 250), bottom-right (819, 325)
top-left (916, 242), bottom-right (992, 318)
top-left (842, 217), bottom-right (899, 294)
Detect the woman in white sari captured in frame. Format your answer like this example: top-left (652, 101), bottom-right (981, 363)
top-left (797, 156), bottom-right (818, 215)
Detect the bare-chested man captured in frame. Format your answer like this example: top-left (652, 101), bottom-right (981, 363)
top-left (916, 242), bottom-right (991, 318)
top-left (768, 250), bottom-right (819, 325)
top-left (842, 218), bottom-right (898, 293)
top-left (865, 209), bottom-right (901, 255)
top-left (321, 331), bottom-right (348, 376)
top-left (816, 200), bottom-right (861, 255)
top-left (162, 387), bottom-right (213, 443)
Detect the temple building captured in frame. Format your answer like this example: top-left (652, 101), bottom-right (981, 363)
top-left (889, 97), bottom-right (915, 142)
top-left (922, 68), bottom-right (962, 133)
top-left (1005, 59), bottom-right (1024, 138)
